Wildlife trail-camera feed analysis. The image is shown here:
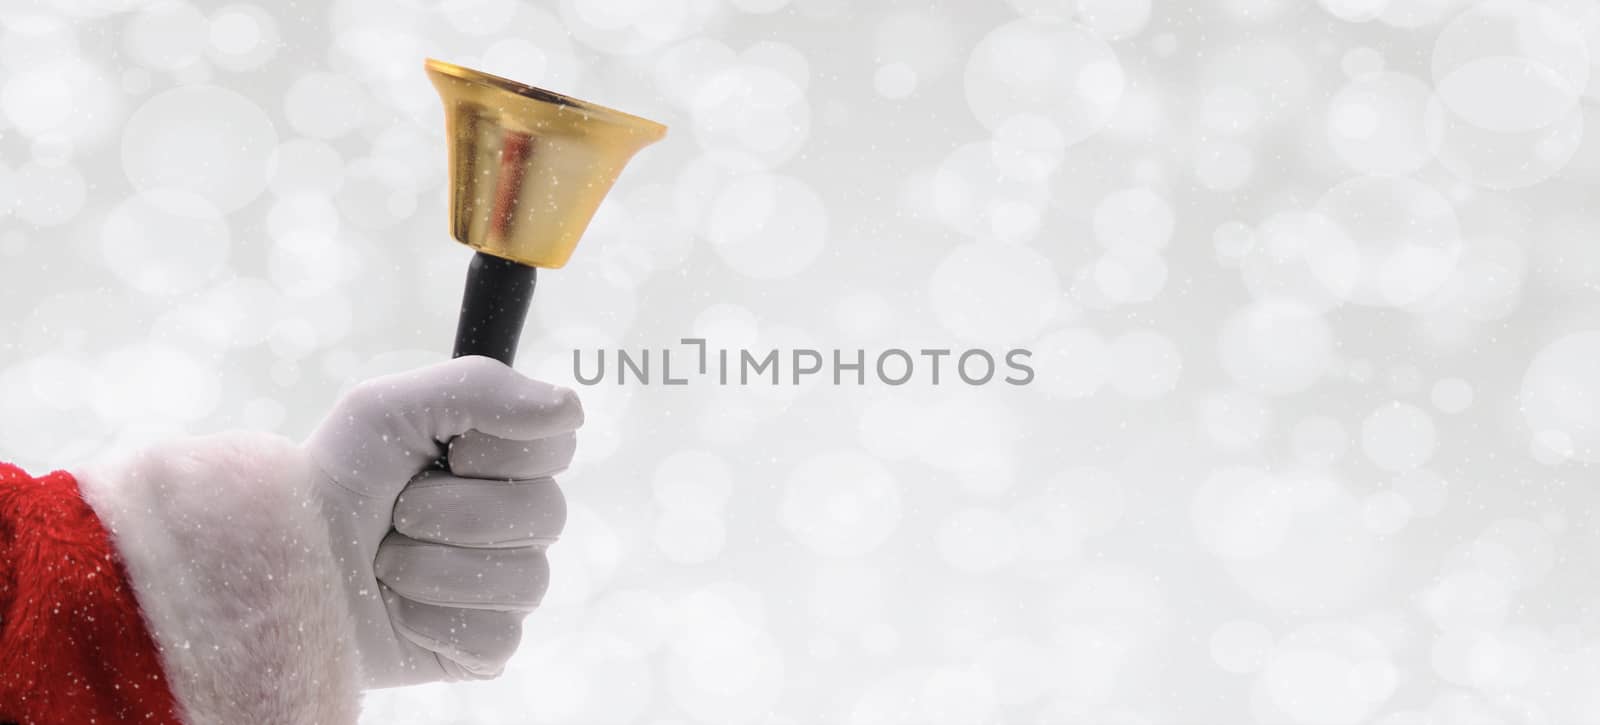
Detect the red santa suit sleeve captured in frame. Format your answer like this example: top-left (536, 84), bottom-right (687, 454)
top-left (0, 433), bottom-right (362, 725)
top-left (0, 463), bottom-right (181, 723)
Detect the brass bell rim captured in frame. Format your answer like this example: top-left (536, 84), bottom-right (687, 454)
top-left (424, 57), bottom-right (667, 140)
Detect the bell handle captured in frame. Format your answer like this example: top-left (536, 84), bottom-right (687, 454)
top-left (452, 251), bottom-right (537, 365)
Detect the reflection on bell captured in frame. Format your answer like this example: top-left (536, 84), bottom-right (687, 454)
top-left (425, 58), bottom-right (667, 270)
top-left (425, 58), bottom-right (666, 365)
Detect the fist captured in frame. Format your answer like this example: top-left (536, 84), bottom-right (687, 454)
top-left (304, 356), bottom-right (583, 688)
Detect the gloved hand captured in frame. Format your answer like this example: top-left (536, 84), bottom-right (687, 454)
top-left (304, 355), bottom-right (582, 688)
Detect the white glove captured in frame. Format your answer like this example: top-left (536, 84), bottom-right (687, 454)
top-left (304, 355), bottom-right (582, 688)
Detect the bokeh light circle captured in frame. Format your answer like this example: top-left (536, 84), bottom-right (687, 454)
top-left (1093, 186), bottom-right (1174, 254)
top-left (124, 1), bottom-right (208, 71)
top-left (12, 162), bottom-right (86, 227)
top-left (123, 85), bottom-right (277, 212)
top-left (101, 189), bottom-right (230, 296)
top-left (208, 4), bottom-right (280, 71)
top-left (1360, 402), bottom-right (1437, 471)
top-left (929, 243), bottom-right (1059, 346)
top-left (706, 173), bottom-right (826, 279)
top-left (1309, 176), bottom-right (1462, 306)
top-left (1239, 211), bottom-right (1347, 311)
top-left (1194, 466), bottom-right (1294, 559)
top-left (1326, 71), bottom-right (1436, 175)
top-left (964, 18), bottom-right (1124, 145)
top-left (1219, 302), bottom-right (1334, 395)
top-left (1520, 331), bottom-right (1600, 462)
top-left (780, 450), bottom-right (901, 557)
top-left (692, 64), bottom-right (809, 166)
top-left (285, 71), bottom-right (369, 139)
top-left (1425, 97), bottom-right (1584, 189)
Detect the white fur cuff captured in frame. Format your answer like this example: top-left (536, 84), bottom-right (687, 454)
top-left (77, 432), bottom-right (361, 725)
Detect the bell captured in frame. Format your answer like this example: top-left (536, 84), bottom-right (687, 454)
top-left (425, 58), bottom-right (667, 364)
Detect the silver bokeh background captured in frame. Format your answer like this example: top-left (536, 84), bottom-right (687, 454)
top-left (4, 0), bottom-right (1600, 722)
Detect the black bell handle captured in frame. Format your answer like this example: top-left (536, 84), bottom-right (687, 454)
top-left (451, 251), bottom-right (537, 365)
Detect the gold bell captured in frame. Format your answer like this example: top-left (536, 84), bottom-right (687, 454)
top-left (426, 59), bottom-right (667, 269)
top-left (424, 58), bottom-right (666, 363)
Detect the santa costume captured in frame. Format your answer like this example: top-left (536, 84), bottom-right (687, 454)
top-left (0, 356), bottom-right (582, 724)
